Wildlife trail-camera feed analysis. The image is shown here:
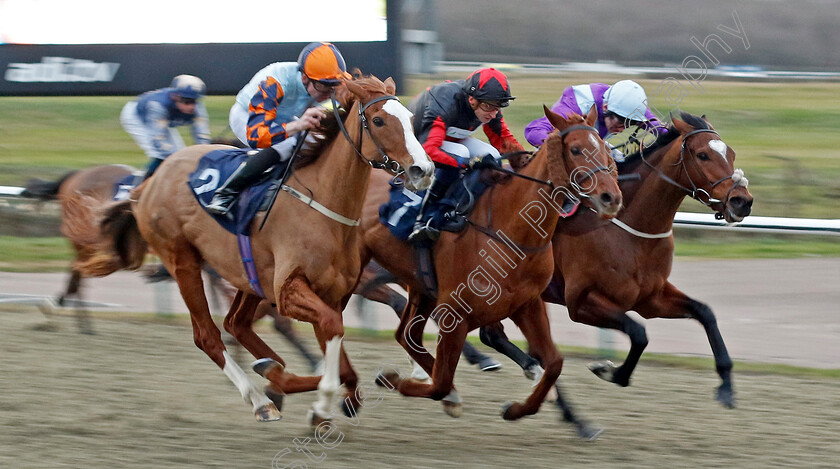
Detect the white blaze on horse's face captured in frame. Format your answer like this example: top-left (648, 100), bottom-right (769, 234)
top-left (708, 139), bottom-right (728, 161)
top-left (382, 100), bottom-right (434, 176)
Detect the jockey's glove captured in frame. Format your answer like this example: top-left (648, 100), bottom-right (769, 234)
top-left (468, 154), bottom-right (500, 170)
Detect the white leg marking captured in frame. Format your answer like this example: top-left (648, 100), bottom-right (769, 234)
top-left (409, 356), bottom-right (431, 381)
top-left (442, 389), bottom-right (462, 404)
top-left (313, 336), bottom-right (342, 418)
top-left (222, 351), bottom-right (272, 411)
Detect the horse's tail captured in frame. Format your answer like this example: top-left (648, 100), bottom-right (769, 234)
top-left (20, 171), bottom-right (79, 200)
top-left (76, 198), bottom-right (148, 276)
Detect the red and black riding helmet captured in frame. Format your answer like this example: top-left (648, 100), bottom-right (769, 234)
top-left (462, 67), bottom-right (516, 106)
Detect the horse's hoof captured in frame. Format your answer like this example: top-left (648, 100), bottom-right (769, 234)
top-left (523, 365), bottom-right (544, 381)
top-left (375, 372), bottom-right (399, 390)
top-left (588, 360), bottom-right (618, 383)
top-left (576, 423), bottom-right (604, 441)
top-left (265, 386), bottom-right (285, 412)
top-left (716, 386), bottom-right (736, 409)
top-left (307, 408), bottom-right (331, 427)
top-left (254, 402), bottom-right (282, 422)
top-left (500, 401), bottom-right (518, 421)
top-left (340, 398), bottom-right (358, 418)
top-left (442, 400), bottom-right (462, 418)
top-left (252, 358), bottom-right (284, 378)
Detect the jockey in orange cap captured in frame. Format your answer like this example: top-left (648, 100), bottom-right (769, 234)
top-left (207, 42), bottom-right (351, 215)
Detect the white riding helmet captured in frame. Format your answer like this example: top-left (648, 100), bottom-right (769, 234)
top-left (170, 74), bottom-right (206, 99)
top-left (603, 80), bottom-right (648, 123)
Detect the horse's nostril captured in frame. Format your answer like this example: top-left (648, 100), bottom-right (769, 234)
top-left (408, 165), bottom-right (425, 181)
top-left (730, 196), bottom-right (753, 216)
top-left (600, 193), bottom-right (613, 205)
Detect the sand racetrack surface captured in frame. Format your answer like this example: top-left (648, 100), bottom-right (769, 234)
top-left (0, 310), bottom-right (837, 468)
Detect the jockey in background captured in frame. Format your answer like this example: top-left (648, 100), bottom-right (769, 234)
top-left (120, 74), bottom-right (210, 180)
top-left (205, 42), bottom-right (351, 216)
top-left (524, 79), bottom-right (667, 161)
top-left (407, 67), bottom-right (525, 243)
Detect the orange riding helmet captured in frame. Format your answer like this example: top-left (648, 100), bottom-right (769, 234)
top-left (297, 42), bottom-right (352, 85)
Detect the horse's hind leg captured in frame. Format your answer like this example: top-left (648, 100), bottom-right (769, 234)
top-left (58, 265), bottom-right (95, 335)
top-left (169, 246), bottom-right (279, 421)
top-left (479, 321), bottom-right (540, 377)
top-left (637, 283), bottom-right (734, 408)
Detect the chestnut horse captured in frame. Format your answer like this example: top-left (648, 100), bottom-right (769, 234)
top-left (480, 112), bottom-right (753, 408)
top-left (22, 164), bottom-right (136, 333)
top-left (84, 75), bottom-right (434, 422)
top-left (359, 106), bottom-right (622, 430)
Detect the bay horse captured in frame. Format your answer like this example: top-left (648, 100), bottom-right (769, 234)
top-left (479, 112), bottom-right (753, 408)
top-left (22, 164), bottom-right (136, 333)
top-left (83, 75), bottom-right (434, 422)
top-left (359, 106), bottom-right (622, 432)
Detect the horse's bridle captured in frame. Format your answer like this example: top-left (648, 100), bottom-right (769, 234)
top-left (641, 128), bottom-right (743, 217)
top-left (554, 124), bottom-right (614, 201)
top-left (331, 93), bottom-right (403, 175)
top-left (468, 123), bottom-right (613, 249)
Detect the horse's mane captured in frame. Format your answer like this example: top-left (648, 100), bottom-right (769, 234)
top-left (296, 72), bottom-right (388, 168)
top-left (617, 111), bottom-right (707, 172)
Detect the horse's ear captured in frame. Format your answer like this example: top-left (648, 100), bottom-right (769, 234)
top-left (544, 104), bottom-right (570, 130)
top-left (584, 104), bottom-right (598, 127)
top-left (671, 112), bottom-right (693, 134)
top-left (344, 79), bottom-right (370, 104)
top-left (383, 77), bottom-right (396, 95)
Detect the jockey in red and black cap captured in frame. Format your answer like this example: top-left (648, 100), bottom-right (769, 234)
top-left (407, 67), bottom-right (524, 243)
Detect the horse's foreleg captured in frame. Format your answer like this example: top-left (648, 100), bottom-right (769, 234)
top-left (569, 292), bottom-right (647, 387)
top-left (500, 300), bottom-right (561, 419)
top-left (505, 300), bottom-right (602, 439)
top-left (479, 321), bottom-right (541, 378)
top-left (637, 283), bottom-right (734, 408)
top-left (270, 311), bottom-right (322, 371)
top-left (171, 251), bottom-right (279, 421)
top-left (395, 322), bottom-right (467, 418)
top-left (275, 269), bottom-right (347, 421)
top-left (224, 290), bottom-right (289, 369)
top-left (394, 291), bottom-right (437, 379)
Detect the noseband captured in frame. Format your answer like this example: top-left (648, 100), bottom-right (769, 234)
top-left (331, 93), bottom-right (403, 174)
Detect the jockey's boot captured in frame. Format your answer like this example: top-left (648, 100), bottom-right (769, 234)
top-left (407, 188), bottom-right (444, 243)
top-left (205, 147), bottom-right (280, 215)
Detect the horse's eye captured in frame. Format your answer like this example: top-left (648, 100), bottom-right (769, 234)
top-left (697, 152), bottom-right (709, 161)
top-left (570, 147), bottom-right (582, 155)
top-left (372, 116), bottom-right (385, 127)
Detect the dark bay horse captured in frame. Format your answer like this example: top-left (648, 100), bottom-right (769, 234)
top-left (481, 112), bottom-right (753, 408)
top-left (359, 106), bottom-right (622, 429)
top-left (82, 75), bottom-right (434, 422)
top-left (22, 164), bottom-right (136, 332)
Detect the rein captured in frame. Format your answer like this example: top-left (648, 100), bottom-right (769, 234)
top-left (263, 91), bottom-right (403, 230)
top-left (465, 124), bottom-right (607, 254)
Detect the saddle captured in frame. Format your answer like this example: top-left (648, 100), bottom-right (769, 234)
top-left (188, 148), bottom-right (290, 235)
top-left (379, 168), bottom-right (495, 242)
top-left (378, 168), bottom-right (497, 297)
